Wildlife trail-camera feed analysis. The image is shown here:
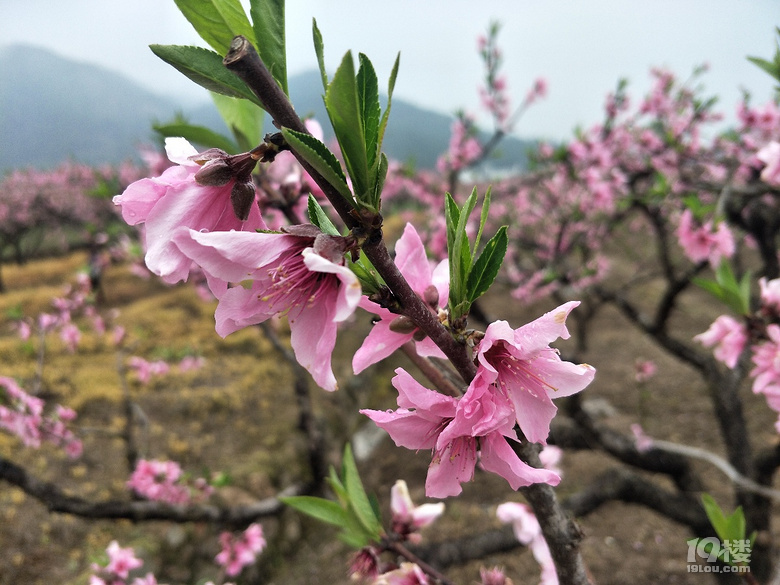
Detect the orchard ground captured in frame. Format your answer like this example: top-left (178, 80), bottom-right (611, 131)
top-left (0, 242), bottom-right (776, 584)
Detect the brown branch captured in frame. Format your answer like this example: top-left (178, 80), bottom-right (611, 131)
top-left (0, 454), bottom-right (302, 529)
top-left (515, 441), bottom-right (592, 585)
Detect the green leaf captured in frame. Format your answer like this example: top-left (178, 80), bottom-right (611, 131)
top-left (341, 444), bottom-right (382, 539)
top-left (211, 93), bottom-right (264, 150)
top-left (466, 226), bottom-right (508, 303)
top-left (325, 52), bottom-right (369, 200)
top-left (449, 188), bottom-right (477, 316)
top-left (308, 194), bottom-right (340, 236)
top-left (748, 56), bottom-right (780, 82)
top-left (725, 506), bottom-right (746, 542)
top-left (173, 0), bottom-right (255, 55)
top-left (701, 494), bottom-right (729, 540)
top-left (357, 53), bottom-right (380, 170)
top-left (153, 122), bottom-right (239, 154)
top-left (370, 153), bottom-right (389, 210)
top-left (474, 186), bottom-right (492, 255)
top-left (327, 466), bottom-right (349, 506)
top-left (250, 0), bottom-right (287, 95)
top-left (376, 53), bottom-right (400, 164)
top-left (312, 19), bottom-right (329, 91)
top-left (150, 45), bottom-right (263, 107)
top-left (280, 496), bottom-right (348, 527)
top-left (281, 128), bottom-right (353, 202)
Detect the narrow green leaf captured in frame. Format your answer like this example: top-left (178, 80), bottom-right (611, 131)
top-left (725, 507), bottom-right (746, 542)
top-left (327, 466), bottom-right (348, 506)
top-left (371, 153), bottom-right (389, 210)
top-left (693, 277), bottom-right (727, 304)
top-left (467, 226), bottom-right (508, 303)
top-left (153, 122), bottom-right (239, 154)
top-left (451, 188), bottom-right (478, 310)
top-left (325, 52), bottom-right (369, 200)
top-left (312, 19), bottom-right (329, 91)
top-left (280, 496), bottom-right (348, 527)
top-left (338, 526), bottom-right (370, 548)
top-left (211, 92), bottom-right (264, 150)
top-left (173, 0), bottom-right (255, 55)
top-left (386, 53), bottom-right (400, 101)
top-left (701, 494), bottom-right (729, 540)
top-left (748, 56), bottom-right (780, 82)
top-left (376, 53), bottom-right (400, 167)
top-left (250, 0), bottom-right (287, 95)
top-left (444, 193), bottom-right (460, 253)
top-left (281, 128), bottom-right (353, 202)
top-left (150, 45), bottom-right (263, 107)
top-left (445, 187), bottom-right (477, 319)
top-left (308, 194), bottom-right (340, 236)
top-left (474, 186), bottom-right (492, 255)
top-left (444, 193), bottom-right (461, 311)
top-left (357, 53), bottom-right (380, 170)
top-left (341, 444), bottom-right (382, 539)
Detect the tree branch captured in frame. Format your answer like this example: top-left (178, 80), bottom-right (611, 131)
top-left (0, 455), bottom-right (302, 529)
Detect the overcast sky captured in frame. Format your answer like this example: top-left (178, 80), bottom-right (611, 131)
top-left (3, 0), bottom-right (778, 140)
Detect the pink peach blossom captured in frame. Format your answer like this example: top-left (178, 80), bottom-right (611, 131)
top-left (694, 315), bottom-right (747, 369)
top-left (113, 137), bottom-right (265, 283)
top-left (173, 226), bottom-right (361, 391)
top-left (472, 302), bottom-right (596, 444)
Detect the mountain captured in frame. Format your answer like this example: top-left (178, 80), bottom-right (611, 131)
top-left (0, 45), bottom-right (532, 172)
top-left (0, 45), bottom-right (181, 170)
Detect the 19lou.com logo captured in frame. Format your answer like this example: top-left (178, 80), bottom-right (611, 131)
top-left (687, 537), bottom-right (752, 574)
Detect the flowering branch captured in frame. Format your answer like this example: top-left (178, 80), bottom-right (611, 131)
top-left (222, 35), bottom-right (478, 384)
top-left (0, 454), bottom-right (302, 528)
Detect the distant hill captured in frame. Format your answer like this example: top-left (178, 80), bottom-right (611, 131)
top-left (0, 45), bottom-right (532, 172)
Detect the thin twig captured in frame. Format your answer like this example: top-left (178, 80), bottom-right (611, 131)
top-left (651, 439), bottom-right (780, 501)
top-left (399, 342), bottom-right (462, 397)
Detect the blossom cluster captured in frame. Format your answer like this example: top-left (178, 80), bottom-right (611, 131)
top-left (114, 137), bottom-right (361, 392)
top-left (0, 376), bottom-right (82, 458)
top-left (89, 538), bottom-right (242, 585)
top-left (696, 277), bottom-right (780, 430)
top-left (362, 302), bottom-right (594, 498)
top-left (16, 271), bottom-right (125, 354)
top-left (126, 459), bottom-right (213, 505)
top-left (215, 523), bottom-right (267, 577)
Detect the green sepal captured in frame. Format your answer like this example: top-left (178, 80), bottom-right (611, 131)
top-left (149, 45), bottom-right (263, 107)
top-left (250, 0), bottom-right (287, 95)
top-left (281, 128), bottom-right (354, 203)
top-left (173, 0), bottom-right (255, 55)
top-left (348, 250), bottom-right (385, 297)
top-left (153, 122), bottom-right (239, 154)
top-left (307, 195), bottom-right (340, 236)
